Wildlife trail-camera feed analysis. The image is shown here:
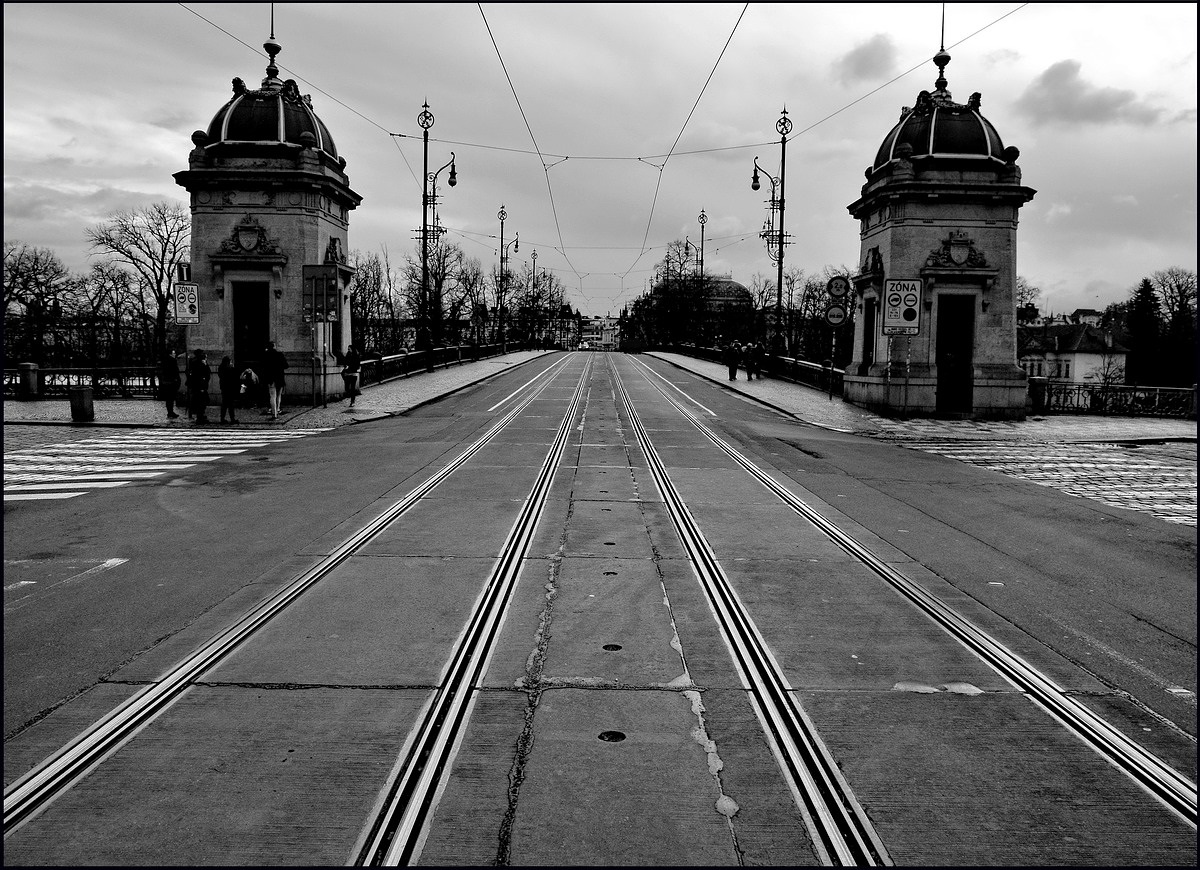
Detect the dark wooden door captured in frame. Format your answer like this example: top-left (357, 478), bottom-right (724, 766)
top-left (936, 295), bottom-right (975, 415)
top-left (232, 281), bottom-right (270, 378)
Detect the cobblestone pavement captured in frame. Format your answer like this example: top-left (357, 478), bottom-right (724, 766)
top-left (647, 352), bottom-right (1197, 527)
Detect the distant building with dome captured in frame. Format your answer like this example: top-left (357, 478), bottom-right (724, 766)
top-left (173, 31), bottom-right (362, 405)
top-left (843, 47), bottom-right (1036, 419)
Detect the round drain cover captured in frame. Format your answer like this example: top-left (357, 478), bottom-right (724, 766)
top-left (598, 731), bottom-right (626, 742)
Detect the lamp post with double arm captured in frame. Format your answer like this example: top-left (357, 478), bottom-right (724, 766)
top-left (751, 107), bottom-right (792, 354)
top-left (419, 102), bottom-right (457, 360)
top-left (497, 206), bottom-right (518, 351)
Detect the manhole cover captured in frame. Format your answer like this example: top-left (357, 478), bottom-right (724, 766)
top-left (597, 731), bottom-right (626, 742)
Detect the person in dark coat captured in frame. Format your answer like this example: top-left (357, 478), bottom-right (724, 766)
top-left (158, 350), bottom-right (181, 419)
top-left (746, 340), bottom-right (762, 381)
top-left (187, 349), bottom-right (212, 425)
top-left (217, 356), bottom-right (240, 424)
top-left (261, 340), bottom-right (289, 419)
top-left (724, 340), bottom-right (741, 381)
top-left (340, 344), bottom-right (362, 407)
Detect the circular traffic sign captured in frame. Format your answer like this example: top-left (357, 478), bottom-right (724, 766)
top-left (827, 275), bottom-right (850, 298)
top-left (888, 292), bottom-right (902, 307)
top-left (825, 304), bottom-right (847, 326)
top-left (903, 292), bottom-right (919, 307)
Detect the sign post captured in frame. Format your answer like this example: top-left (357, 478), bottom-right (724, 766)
top-left (882, 278), bottom-right (921, 336)
top-left (173, 283), bottom-right (199, 325)
top-left (823, 275), bottom-right (851, 399)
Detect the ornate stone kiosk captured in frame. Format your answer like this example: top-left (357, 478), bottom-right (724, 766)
top-left (843, 49), bottom-right (1036, 419)
top-left (173, 33), bottom-right (362, 405)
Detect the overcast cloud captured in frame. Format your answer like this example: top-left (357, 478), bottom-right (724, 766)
top-left (3, 2), bottom-right (1196, 319)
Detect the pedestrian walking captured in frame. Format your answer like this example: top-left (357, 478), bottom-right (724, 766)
top-left (187, 349), bottom-right (212, 425)
top-left (217, 356), bottom-right (239, 424)
top-left (746, 340), bottom-right (763, 381)
top-left (261, 340), bottom-right (289, 419)
top-left (724, 340), bottom-right (741, 381)
top-left (339, 343), bottom-right (362, 407)
top-left (158, 350), bottom-right (181, 419)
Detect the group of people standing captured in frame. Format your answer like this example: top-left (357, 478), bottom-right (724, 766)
top-left (723, 339), bottom-right (766, 382)
top-left (157, 341), bottom-right (289, 425)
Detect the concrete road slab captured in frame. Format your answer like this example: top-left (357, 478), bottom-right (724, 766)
top-left (205, 555), bottom-right (498, 685)
top-left (798, 689), bottom-right (1196, 865)
top-left (3, 686), bottom-right (427, 865)
top-left (693, 687), bottom-right (822, 865)
top-left (560, 501), bottom-right (660, 559)
top-left (417, 690), bottom-right (528, 865)
top-left (537, 556), bottom-right (687, 687)
top-left (4, 682), bottom-right (142, 787)
top-left (359, 498), bottom-right (521, 558)
top-left (506, 688), bottom-right (741, 865)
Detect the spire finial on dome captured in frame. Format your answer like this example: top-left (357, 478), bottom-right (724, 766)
top-left (262, 7), bottom-right (282, 91)
top-left (933, 4), bottom-right (951, 93)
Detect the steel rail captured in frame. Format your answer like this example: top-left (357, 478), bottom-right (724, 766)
top-left (354, 356), bottom-right (592, 866)
top-left (611, 358), bottom-right (891, 866)
top-left (629, 355), bottom-right (1198, 830)
top-left (3, 353), bottom-right (576, 838)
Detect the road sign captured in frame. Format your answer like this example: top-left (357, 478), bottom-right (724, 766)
top-left (825, 303), bottom-right (848, 326)
top-left (173, 283), bottom-right (199, 324)
top-left (882, 278), bottom-right (921, 335)
top-left (826, 275), bottom-right (850, 298)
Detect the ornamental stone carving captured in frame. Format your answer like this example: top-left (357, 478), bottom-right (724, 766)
top-left (216, 214), bottom-right (286, 259)
top-left (926, 231), bottom-right (988, 269)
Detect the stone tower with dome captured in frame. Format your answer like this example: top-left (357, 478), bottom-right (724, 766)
top-left (843, 47), bottom-right (1036, 419)
top-left (173, 31), bottom-right (362, 405)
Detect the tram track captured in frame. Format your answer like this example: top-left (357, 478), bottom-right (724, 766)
top-left (2, 353), bottom-right (578, 839)
top-left (626, 354), bottom-right (1198, 832)
top-left (612, 356), bottom-right (892, 866)
top-left (353, 356), bottom-right (591, 865)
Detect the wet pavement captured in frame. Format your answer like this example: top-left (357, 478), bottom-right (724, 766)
top-left (4, 349), bottom-right (1196, 525)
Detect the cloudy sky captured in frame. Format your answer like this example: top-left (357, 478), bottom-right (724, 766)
top-left (4, 3), bottom-right (1196, 317)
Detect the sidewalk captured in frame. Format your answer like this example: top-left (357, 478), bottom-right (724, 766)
top-left (647, 352), bottom-right (1198, 444)
top-left (4, 350), bottom-right (1195, 446)
top-left (2, 351), bottom-right (554, 432)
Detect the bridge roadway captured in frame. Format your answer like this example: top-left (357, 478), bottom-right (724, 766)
top-left (3, 351), bottom-right (1195, 864)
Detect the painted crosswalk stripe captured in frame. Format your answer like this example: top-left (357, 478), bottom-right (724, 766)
top-left (3, 492), bottom-right (87, 501)
top-left (2, 427), bottom-right (330, 504)
top-left (5, 481), bottom-right (130, 491)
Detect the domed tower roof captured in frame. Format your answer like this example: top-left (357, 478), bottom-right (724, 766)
top-left (200, 36), bottom-right (338, 159)
top-left (870, 48), bottom-right (1013, 174)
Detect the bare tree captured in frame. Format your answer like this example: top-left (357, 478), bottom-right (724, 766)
top-left (85, 201), bottom-right (190, 358)
top-left (1151, 267), bottom-right (1197, 325)
top-left (1015, 275), bottom-right (1042, 309)
top-left (3, 241), bottom-right (74, 364)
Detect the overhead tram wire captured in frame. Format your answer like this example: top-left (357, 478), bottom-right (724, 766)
top-left (180, 1), bottom-right (1029, 309)
top-left (477, 3), bottom-right (581, 284)
top-left (177, 2), bottom-right (422, 190)
top-left (631, 3), bottom-right (749, 273)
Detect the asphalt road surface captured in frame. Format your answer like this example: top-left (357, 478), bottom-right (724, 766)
top-left (4, 352), bottom-right (1195, 865)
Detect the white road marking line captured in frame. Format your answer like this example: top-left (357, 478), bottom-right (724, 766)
top-left (3, 492), bottom-right (85, 501)
top-left (5, 481), bottom-right (130, 491)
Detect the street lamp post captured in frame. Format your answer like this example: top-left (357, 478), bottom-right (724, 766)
top-left (497, 206), bottom-right (518, 351)
top-left (531, 249), bottom-right (539, 347)
top-left (751, 107), bottom-right (792, 354)
top-left (697, 209), bottom-right (707, 278)
top-left (418, 102), bottom-right (457, 360)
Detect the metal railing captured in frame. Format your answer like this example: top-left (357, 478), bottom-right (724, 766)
top-left (674, 344), bottom-right (845, 394)
top-left (3, 344), bottom-right (518, 402)
top-left (1030, 378), bottom-right (1196, 419)
top-left (357, 343), bottom-right (508, 386)
top-left (3, 367), bottom-right (159, 399)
